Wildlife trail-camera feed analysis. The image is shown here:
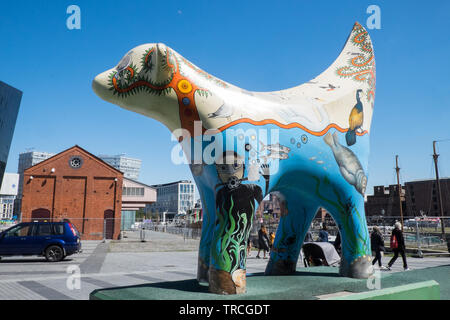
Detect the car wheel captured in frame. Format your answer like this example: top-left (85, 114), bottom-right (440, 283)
top-left (45, 245), bottom-right (64, 262)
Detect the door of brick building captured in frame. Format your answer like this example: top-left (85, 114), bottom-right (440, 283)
top-left (31, 208), bottom-right (51, 221)
top-left (104, 210), bottom-right (114, 239)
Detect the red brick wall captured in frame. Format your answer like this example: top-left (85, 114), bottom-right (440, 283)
top-left (21, 147), bottom-right (123, 240)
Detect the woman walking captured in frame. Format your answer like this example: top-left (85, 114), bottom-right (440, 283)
top-left (387, 222), bottom-right (410, 271)
top-left (257, 225), bottom-right (270, 259)
top-left (371, 226), bottom-right (386, 269)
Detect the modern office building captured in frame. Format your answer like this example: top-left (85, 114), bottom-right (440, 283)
top-left (121, 178), bottom-right (156, 230)
top-left (16, 150), bottom-right (55, 217)
top-left (0, 173), bottom-right (19, 220)
top-left (146, 180), bottom-right (195, 221)
top-left (0, 81), bottom-right (22, 188)
top-left (18, 151), bottom-right (55, 192)
top-left (98, 154), bottom-right (142, 180)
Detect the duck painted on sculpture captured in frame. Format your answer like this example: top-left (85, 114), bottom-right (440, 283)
top-left (345, 89), bottom-right (364, 146)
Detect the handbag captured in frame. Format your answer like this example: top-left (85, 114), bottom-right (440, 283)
top-left (390, 234), bottom-right (398, 249)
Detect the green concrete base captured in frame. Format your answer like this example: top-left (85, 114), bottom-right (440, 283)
top-left (90, 265), bottom-right (450, 300)
top-left (327, 280), bottom-right (440, 300)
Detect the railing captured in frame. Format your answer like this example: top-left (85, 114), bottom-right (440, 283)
top-left (8, 215), bottom-right (450, 253)
top-left (252, 215), bottom-right (450, 253)
top-left (0, 220), bottom-right (17, 231)
top-left (127, 218), bottom-right (202, 240)
top-left (366, 216), bottom-right (450, 252)
top-left (17, 217), bottom-right (121, 241)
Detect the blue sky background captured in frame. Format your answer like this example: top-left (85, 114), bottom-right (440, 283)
top-left (1, 0), bottom-right (449, 199)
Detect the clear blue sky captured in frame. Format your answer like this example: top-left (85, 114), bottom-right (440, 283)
top-left (1, 0), bottom-right (449, 198)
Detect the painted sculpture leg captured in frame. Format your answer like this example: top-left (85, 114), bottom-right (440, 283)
top-left (208, 191), bottom-right (257, 294)
top-left (326, 195), bottom-right (373, 278)
top-left (190, 162), bottom-right (223, 284)
top-left (196, 186), bottom-right (216, 283)
top-left (265, 198), bottom-right (317, 275)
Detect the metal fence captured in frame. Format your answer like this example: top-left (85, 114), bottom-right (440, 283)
top-left (1, 216), bottom-right (202, 240)
top-left (13, 217), bottom-right (121, 241)
top-left (0, 220), bottom-right (17, 231)
top-left (365, 216), bottom-right (450, 253)
top-left (158, 225), bottom-right (202, 240)
top-left (300, 215), bottom-right (450, 253)
top-left (126, 215), bottom-right (450, 252)
top-left (123, 218), bottom-right (203, 240)
top-left (4, 215), bottom-right (450, 253)
top-left (248, 215), bottom-right (450, 253)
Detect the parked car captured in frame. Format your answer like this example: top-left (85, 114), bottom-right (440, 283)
top-left (0, 220), bottom-right (81, 262)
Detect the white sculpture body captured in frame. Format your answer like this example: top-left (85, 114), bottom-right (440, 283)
top-left (93, 22), bottom-right (376, 294)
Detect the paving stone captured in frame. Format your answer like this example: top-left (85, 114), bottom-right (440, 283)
top-left (2, 230), bottom-right (449, 300)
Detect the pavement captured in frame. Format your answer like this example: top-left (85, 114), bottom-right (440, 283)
top-left (0, 230), bottom-right (449, 300)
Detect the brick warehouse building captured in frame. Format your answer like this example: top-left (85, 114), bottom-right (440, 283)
top-left (21, 146), bottom-right (123, 240)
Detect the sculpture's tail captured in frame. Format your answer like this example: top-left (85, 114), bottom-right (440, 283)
top-left (275, 22), bottom-right (376, 134)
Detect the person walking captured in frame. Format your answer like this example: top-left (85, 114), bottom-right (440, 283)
top-left (256, 225), bottom-right (270, 259)
top-left (371, 226), bottom-right (387, 269)
top-left (387, 222), bottom-right (409, 271)
top-left (318, 224), bottom-right (329, 242)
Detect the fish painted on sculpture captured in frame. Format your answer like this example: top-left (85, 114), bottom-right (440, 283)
top-left (324, 131), bottom-right (367, 195)
top-left (259, 141), bottom-right (290, 160)
top-left (259, 142), bottom-right (291, 154)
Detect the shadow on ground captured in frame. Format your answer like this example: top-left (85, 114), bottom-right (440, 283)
top-left (0, 258), bottom-right (74, 263)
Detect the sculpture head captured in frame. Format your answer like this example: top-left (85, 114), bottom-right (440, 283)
top-left (216, 151), bottom-right (245, 186)
top-left (92, 43), bottom-right (183, 131)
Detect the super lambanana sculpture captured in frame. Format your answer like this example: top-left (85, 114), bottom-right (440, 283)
top-left (93, 22), bottom-right (376, 294)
